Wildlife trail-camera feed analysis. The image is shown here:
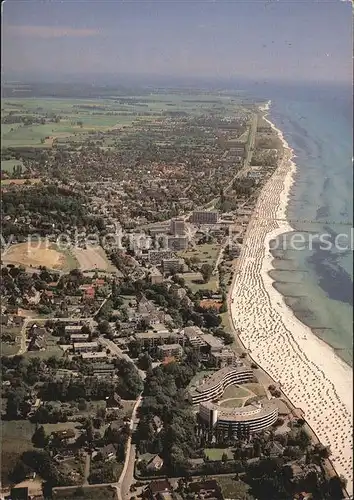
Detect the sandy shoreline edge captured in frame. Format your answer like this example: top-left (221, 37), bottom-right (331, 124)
top-left (230, 101), bottom-right (353, 493)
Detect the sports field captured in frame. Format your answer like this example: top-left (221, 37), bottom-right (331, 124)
top-left (2, 242), bottom-right (76, 271)
top-left (72, 246), bottom-right (117, 272)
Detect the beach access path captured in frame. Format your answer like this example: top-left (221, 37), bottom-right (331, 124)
top-left (229, 122), bottom-right (353, 494)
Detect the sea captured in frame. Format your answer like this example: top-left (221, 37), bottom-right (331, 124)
top-left (251, 81), bottom-right (353, 367)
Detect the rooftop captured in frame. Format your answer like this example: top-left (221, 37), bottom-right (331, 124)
top-left (148, 479), bottom-right (172, 494)
top-left (201, 399), bottom-right (278, 422)
top-left (73, 342), bottom-right (98, 349)
top-left (65, 325), bottom-right (86, 331)
top-left (157, 343), bottom-right (182, 351)
top-left (81, 351), bottom-right (107, 359)
top-left (211, 349), bottom-right (236, 358)
top-left (183, 325), bottom-right (204, 337)
top-left (70, 333), bottom-right (90, 340)
top-left (202, 334), bottom-right (224, 350)
top-left (190, 365), bottom-right (251, 394)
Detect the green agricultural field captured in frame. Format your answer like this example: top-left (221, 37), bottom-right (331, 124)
top-left (204, 448), bottom-right (234, 461)
top-left (1, 97), bottom-right (139, 149)
top-left (1, 159), bottom-right (26, 173)
top-left (1, 420), bottom-right (36, 486)
top-left (1, 123), bottom-right (23, 137)
top-left (1, 94), bottom-right (246, 153)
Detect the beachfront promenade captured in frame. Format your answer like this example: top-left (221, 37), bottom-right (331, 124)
top-left (229, 120), bottom-right (353, 494)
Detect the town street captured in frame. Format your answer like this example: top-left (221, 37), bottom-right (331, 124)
top-left (116, 395), bottom-right (143, 500)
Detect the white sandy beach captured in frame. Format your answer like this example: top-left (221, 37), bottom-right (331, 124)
top-left (230, 104), bottom-right (353, 493)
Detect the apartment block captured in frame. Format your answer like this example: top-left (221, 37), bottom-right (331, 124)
top-left (167, 236), bottom-right (188, 251)
top-left (157, 343), bottom-right (183, 359)
top-left (191, 211), bottom-right (218, 225)
top-left (161, 258), bottom-right (184, 275)
top-left (170, 218), bottom-right (186, 236)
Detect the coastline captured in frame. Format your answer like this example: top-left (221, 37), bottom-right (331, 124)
top-left (229, 102), bottom-right (353, 493)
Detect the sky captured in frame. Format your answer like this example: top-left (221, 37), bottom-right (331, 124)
top-left (1, 0), bottom-right (352, 84)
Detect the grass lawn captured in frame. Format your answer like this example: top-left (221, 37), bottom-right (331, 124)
top-left (217, 476), bottom-right (252, 499)
top-left (220, 312), bottom-right (232, 331)
top-left (43, 421), bottom-right (82, 435)
top-left (24, 332), bottom-right (63, 360)
top-left (121, 400), bottom-right (135, 415)
top-left (204, 448), bottom-right (234, 461)
top-left (219, 398), bottom-right (245, 408)
top-left (221, 384), bottom-right (251, 400)
top-left (54, 245), bottom-right (80, 272)
top-left (1, 342), bottom-right (20, 356)
top-left (1, 326), bottom-right (22, 356)
top-left (183, 274), bottom-right (219, 293)
top-left (243, 383), bottom-right (267, 397)
top-left (178, 243), bottom-right (221, 294)
top-left (179, 243), bottom-right (220, 267)
top-left (1, 420), bottom-right (36, 486)
top-left (53, 485), bottom-right (117, 499)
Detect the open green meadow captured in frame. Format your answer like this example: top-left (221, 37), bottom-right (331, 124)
top-left (1, 159), bottom-right (26, 173)
top-left (1, 97), bottom-right (147, 150)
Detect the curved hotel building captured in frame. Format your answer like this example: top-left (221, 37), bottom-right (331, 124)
top-left (199, 400), bottom-right (278, 433)
top-left (189, 365), bottom-right (278, 433)
top-left (188, 365), bottom-right (254, 405)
